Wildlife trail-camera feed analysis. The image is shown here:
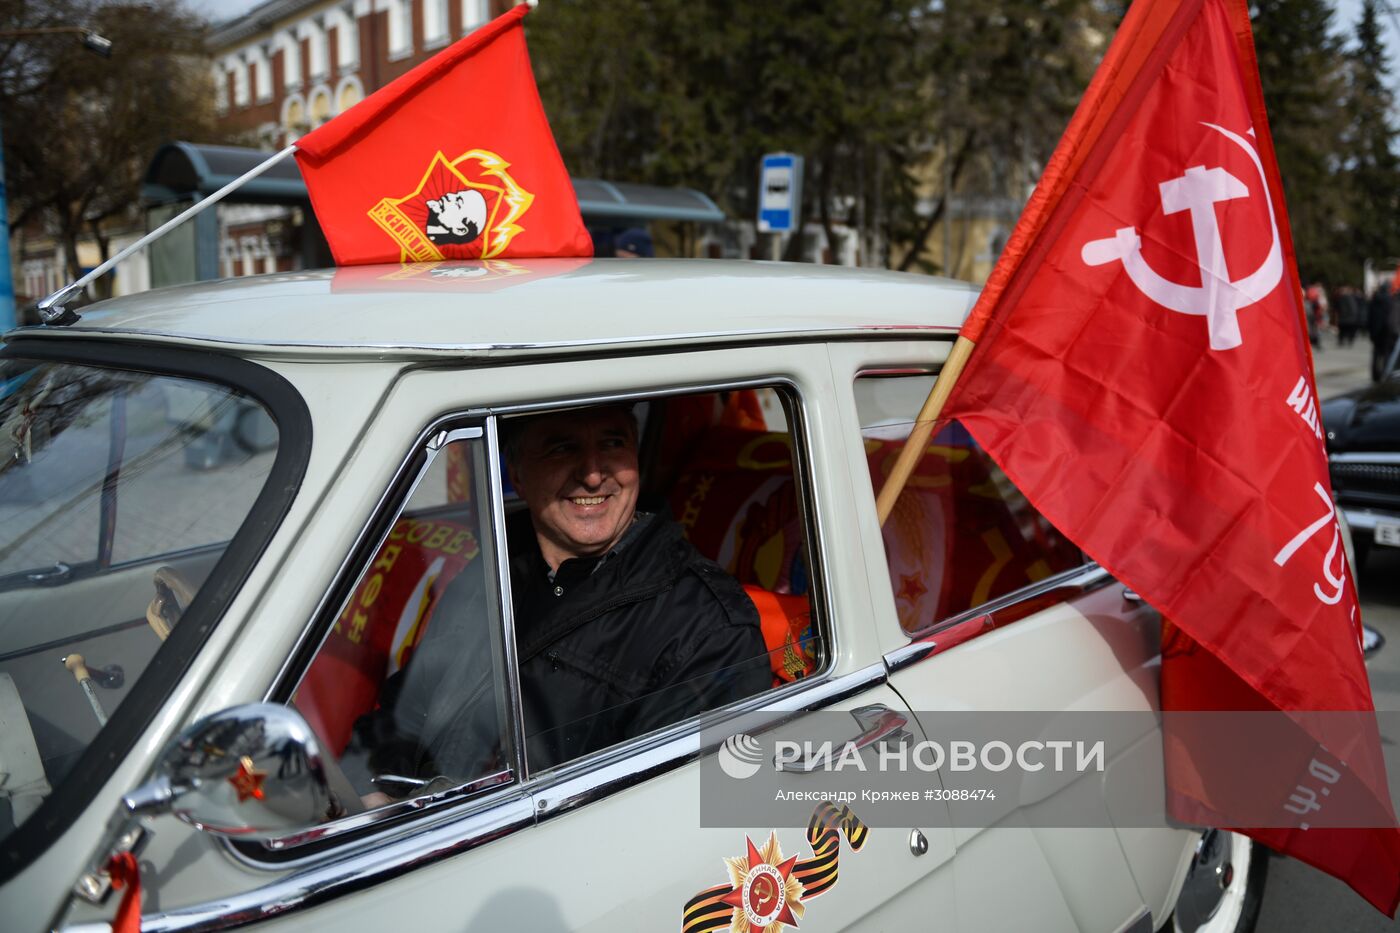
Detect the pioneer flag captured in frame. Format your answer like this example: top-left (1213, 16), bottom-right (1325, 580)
top-left (927, 0), bottom-right (1400, 913)
top-left (294, 4), bottom-right (591, 265)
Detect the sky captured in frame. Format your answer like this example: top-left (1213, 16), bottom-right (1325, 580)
top-left (1336, 0), bottom-right (1400, 52)
top-left (182, 0), bottom-right (262, 26)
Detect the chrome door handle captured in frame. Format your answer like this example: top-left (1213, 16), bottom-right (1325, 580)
top-left (776, 704), bottom-right (911, 773)
top-left (1121, 585), bottom-right (1144, 603)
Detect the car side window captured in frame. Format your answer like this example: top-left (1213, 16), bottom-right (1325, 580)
top-left (290, 386), bottom-right (824, 821)
top-left (292, 430), bottom-right (513, 803)
top-left (501, 387), bottom-right (823, 773)
top-left (855, 371), bottom-right (1086, 634)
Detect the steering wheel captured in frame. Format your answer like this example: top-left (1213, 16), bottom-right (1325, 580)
top-left (145, 566), bottom-right (199, 640)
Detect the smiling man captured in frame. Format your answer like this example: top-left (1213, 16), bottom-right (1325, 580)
top-left (360, 404), bottom-right (769, 787)
top-left (500, 404), bottom-right (769, 767)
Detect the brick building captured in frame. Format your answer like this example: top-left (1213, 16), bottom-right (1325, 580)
top-left (209, 0), bottom-right (518, 148)
top-left (197, 0), bottom-right (520, 280)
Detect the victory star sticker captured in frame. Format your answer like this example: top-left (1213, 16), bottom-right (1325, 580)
top-left (719, 832), bottom-right (805, 932)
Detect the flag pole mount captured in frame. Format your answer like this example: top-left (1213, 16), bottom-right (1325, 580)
top-left (34, 144), bottom-right (300, 327)
top-left (875, 335), bottom-right (975, 525)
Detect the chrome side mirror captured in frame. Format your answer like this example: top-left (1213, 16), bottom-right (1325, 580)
top-left (124, 702), bottom-right (346, 839)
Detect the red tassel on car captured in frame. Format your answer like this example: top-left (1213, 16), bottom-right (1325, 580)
top-left (106, 851), bottom-right (141, 933)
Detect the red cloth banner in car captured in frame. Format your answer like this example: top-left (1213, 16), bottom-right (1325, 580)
top-left (294, 4), bottom-right (591, 266)
top-left (941, 0), bottom-right (1400, 913)
top-left (295, 517), bottom-right (479, 755)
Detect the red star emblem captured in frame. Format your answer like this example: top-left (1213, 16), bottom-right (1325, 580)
top-left (720, 835), bottom-right (803, 931)
top-left (228, 756), bottom-right (266, 803)
top-left (897, 573), bottom-right (927, 603)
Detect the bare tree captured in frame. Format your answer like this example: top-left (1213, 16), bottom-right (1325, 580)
top-left (1, 0), bottom-right (219, 300)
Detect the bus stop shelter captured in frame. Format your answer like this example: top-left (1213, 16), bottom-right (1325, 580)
top-left (141, 142), bottom-right (725, 287)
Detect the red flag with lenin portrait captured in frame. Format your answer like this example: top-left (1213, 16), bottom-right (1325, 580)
top-left (293, 3), bottom-right (591, 265)
top-left (939, 0), bottom-right (1400, 914)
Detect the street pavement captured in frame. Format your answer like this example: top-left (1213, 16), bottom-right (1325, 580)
top-left (1255, 334), bottom-right (1400, 932)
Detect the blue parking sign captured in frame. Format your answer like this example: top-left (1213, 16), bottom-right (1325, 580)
top-left (758, 153), bottom-right (803, 234)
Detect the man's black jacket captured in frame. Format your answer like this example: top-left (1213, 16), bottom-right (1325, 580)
top-left (359, 511), bottom-right (769, 781)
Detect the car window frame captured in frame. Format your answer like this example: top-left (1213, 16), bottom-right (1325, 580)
top-left (851, 365), bottom-right (1093, 641)
top-left (239, 374), bottom-right (841, 866)
top-left (0, 338), bottom-right (312, 888)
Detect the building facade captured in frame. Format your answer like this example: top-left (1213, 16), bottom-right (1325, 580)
top-left (200, 0), bottom-right (518, 280)
top-left (209, 0), bottom-right (516, 148)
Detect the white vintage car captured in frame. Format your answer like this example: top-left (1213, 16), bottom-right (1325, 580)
top-left (0, 259), bottom-right (1258, 932)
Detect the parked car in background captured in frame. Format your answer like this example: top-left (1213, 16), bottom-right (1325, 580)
top-left (1322, 378), bottom-right (1400, 572)
top-left (0, 259), bottom-right (1250, 932)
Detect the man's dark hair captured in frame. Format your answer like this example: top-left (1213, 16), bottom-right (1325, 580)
top-left (501, 403), bottom-right (639, 468)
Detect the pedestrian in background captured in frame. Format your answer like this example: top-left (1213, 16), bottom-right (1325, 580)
top-left (614, 227), bottom-right (655, 258)
top-left (1305, 281), bottom-right (1326, 351)
top-left (1337, 285), bottom-right (1362, 347)
top-left (1368, 282), bottom-right (1394, 381)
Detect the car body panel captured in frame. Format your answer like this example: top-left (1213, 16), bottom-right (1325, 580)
top-left (0, 260), bottom-right (1198, 932)
top-left (12, 260), bottom-right (974, 359)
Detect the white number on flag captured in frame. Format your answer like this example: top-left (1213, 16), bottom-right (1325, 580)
top-left (1272, 482), bottom-right (1346, 605)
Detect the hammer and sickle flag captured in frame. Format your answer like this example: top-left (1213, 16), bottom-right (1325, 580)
top-left (294, 4), bottom-right (591, 266)
top-left (935, 0), bottom-right (1399, 915)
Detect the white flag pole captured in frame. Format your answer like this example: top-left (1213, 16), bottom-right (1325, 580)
top-left (35, 143), bottom-right (301, 325)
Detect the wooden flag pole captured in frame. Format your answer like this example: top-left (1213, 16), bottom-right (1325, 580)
top-left (874, 335), bottom-right (976, 525)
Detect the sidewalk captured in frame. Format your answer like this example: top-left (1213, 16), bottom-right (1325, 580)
top-left (1312, 333), bottom-right (1377, 400)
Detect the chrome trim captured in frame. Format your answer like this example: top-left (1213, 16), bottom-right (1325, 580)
top-left (910, 562), bottom-right (1108, 639)
top-left (1330, 451), bottom-right (1400, 465)
top-left (485, 415), bottom-right (529, 782)
top-left (530, 662), bottom-right (888, 822)
top-left (882, 637), bottom-right (942, 675)
top-left (42, 323), bottom-right (959, 355)
top-left (1339, 506), bottom-right (1400, 533)
top-left (67, 794), bottom-right (537, 933)
top-left (776, 704), bottom-right (910, 772)
top-left (239, 769), bottom-right (514, 859)
top-left (887, 563), bottom-right (1112, 671)
top-left (779, 380), bottom-right (838, 677)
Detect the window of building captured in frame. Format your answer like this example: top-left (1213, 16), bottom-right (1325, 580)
top-left (854, 370), bottom-right (1086, 635)
top-left (230, 58), bottom-right (249, 107)
top-left (309, 87), bottom-right (333, 127)
top-left (282, 95), bottom-right (306, 141)
top-left (280, 30), bottom-right (302, 91)
top-left (250, 44), bottom-right (272, 101)
top-left (334, 5), bottom-right (358, 71)
top-left (387, 0), bottom-right (412, 58)
top-left (462, 0), bottom-right (490, 31)
top-left (211, 65), bottom-right (228, 114)
top-left (336, 76), bottom-right (364, 113)
top-left (305, 19), bottom-right (328, 80)
top-left (424, 0), bottom-right (449, 47)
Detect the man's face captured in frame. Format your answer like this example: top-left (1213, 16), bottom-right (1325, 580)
top-left (508, 408), bottom-right (640, 571)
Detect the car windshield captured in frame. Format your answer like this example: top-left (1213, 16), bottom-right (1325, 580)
top-left (0, 357), bottom-right (278, 847)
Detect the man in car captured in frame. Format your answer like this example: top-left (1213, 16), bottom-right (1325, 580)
top-left (360, 404), bottom-right (769, 789)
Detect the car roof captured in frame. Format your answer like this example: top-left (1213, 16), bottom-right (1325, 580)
top-left (6, 259), bottom-right (976, 360)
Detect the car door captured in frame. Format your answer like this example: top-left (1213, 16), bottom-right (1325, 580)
top-left (62, 346), bottom-right (960, 932)
top-left (827, 342), bottom-right (1197, 933)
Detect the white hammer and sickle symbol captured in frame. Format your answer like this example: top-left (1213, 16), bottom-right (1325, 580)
top-left (1081, 123), bottom-right (1283, 351)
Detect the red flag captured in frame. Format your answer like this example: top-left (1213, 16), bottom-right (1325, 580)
top-left (294, 4), bottom-right (591, 265)
top-left (941, 0), bottom-right (1400, 913)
